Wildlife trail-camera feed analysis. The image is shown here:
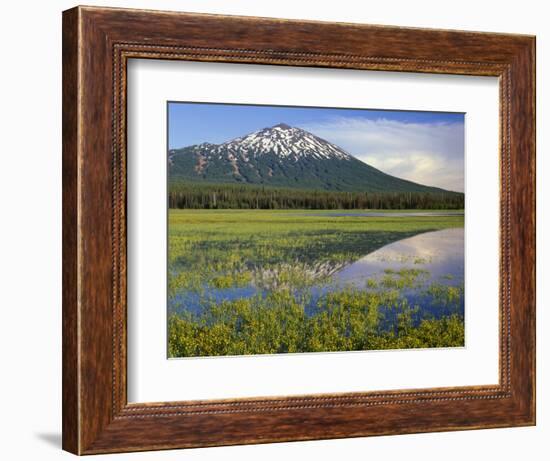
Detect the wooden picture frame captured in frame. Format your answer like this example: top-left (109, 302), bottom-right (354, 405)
top-left (62, 5), bottom-right (535, 455)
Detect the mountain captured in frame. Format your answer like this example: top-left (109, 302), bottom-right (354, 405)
top-left (168, 123), bottom-right (447, 193)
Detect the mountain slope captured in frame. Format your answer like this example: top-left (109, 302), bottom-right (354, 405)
top-left (169, 123), bottom-right (448, 193)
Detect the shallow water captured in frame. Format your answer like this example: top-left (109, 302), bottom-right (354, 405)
top-left (170, 227), bottom-right (464, 323)
top-left (301, 211), bottom-right (464, 218)
top-left (333, 228), bottom-right (464, 287)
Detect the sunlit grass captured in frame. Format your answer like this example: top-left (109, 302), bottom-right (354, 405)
top-left (168, 282), bottom-right (465, 357)
top-left (167, 209), bottom-right (464, 357)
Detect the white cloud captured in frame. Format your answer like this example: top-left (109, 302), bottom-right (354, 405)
top-left (299, 117), bottom-right (464, 192)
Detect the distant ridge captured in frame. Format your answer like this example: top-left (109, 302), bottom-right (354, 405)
top-left (169, 123), bottom-right (452, 193)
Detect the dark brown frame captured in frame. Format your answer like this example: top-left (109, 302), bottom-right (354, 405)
top-left (62, 5), bottom-right (536, 455)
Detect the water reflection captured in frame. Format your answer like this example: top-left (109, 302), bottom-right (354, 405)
top-left (334, 228), bottom-right (464, 287)
top-left (170, 227), bottom-right (464, 323)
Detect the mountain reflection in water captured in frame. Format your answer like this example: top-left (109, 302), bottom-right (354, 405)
top-left (334, 228), bottom-right (464, 287)
top-left (170, 228), bottom-right (464, 322)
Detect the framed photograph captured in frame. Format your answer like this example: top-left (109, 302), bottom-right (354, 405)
top-left (62, 6), bottom-right (535, 455)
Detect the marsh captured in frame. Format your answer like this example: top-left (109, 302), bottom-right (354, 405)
top-left (167, 210), bottom-right (465, 357)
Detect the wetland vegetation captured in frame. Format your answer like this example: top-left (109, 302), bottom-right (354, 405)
top-left (168, 209), bottom-right (465, 357)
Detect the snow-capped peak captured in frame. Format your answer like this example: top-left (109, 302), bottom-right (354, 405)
top-left (218, 123), bottom-right (353, 161)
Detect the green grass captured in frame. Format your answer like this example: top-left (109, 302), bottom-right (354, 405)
top-left (168, 209), bottom-right (464, 357)
top-left (168, 289), bottom-right (465, 357)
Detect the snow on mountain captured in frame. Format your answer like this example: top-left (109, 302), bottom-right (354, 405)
top-left (169, 123), bottom-right (352, 165)
top-left (168, 123), bottom-right (446, 193)
top-left (217, 123), bottom-right (352, 162)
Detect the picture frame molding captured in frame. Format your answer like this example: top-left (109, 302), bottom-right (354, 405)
top-left (62, 5), bottom-right (535, 454)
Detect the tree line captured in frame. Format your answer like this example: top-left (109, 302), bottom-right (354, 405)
top-left (168, 182), bottom-right (464, 210)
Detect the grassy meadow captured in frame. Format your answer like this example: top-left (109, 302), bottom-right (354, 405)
top-left (167, 209), bottom-right (465, 358)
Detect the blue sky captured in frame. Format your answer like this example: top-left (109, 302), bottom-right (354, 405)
top-left (168, 102), bottom-right (465, 192)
